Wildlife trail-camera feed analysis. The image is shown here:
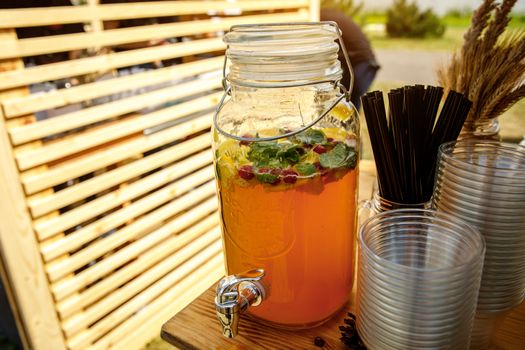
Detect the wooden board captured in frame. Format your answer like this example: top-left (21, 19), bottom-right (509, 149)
top-left (0, 11), bottom-right (309, 60)
top-left (0, 1), bottom-right (310, 28)
top-left (0, 30), bottom-right (67, 350)
top-left (161, 285), bottom-right (525, 350)
top-left (162, 288), bottom-right (354, 350)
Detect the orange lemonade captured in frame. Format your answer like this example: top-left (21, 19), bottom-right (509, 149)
top-left (214, 127), bottom-right (358, 327)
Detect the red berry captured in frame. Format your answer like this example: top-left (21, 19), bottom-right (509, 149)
top-left (327, 137), bottom-right (334, 143)
top-left (314, 162), bottom-right (328, 176)
top-left (281, 169), bottom-right (298, 184)
top-left (313, 145), bottom-right (327, 154)
top-left (239, 134), bottom-right (253, 146)
top-left (238, 165), bottom-right (254, 180)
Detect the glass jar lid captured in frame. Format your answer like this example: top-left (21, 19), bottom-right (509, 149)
top-left (223, 23), bottom-right (344, 88)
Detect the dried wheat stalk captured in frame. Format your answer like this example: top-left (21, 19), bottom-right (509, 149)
top-left (437, 0), bottom-right (525, 122)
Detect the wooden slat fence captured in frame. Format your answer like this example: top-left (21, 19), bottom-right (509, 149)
top-left (0, 1), bottom-right (319, 349)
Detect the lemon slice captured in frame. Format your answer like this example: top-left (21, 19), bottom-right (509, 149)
top-left (217, 155), bottom-right (237, 180)
top-left (303, 149), bottom-right (320, 164)
top-left (257, 128), bottom-right (282, 138)
top-left (323, 127), bottom-right (349, 141)
top-left (218, 139), bottom-right (242, 158)
top-left (330, 104), bottom-right (354, 122)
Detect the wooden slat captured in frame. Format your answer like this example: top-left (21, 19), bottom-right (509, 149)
top-left (41, 170), bottom-right (214, 265)
top-left (62, 227), bottom-right (221, 336)
top-left (75, 253), bottom-right (222, 350)
top-left (35, 135), bottom-right (211, 241)
top-left (309, 0), bottom-right (321, 21)
top-left (26, 125), bottom-right (211, 222)
top-left (9, 79), bottom-right (218, 153)
top-left (0, 11), bottom-right (309, 60)
top-left (32, 149), bottom-right (212, 236)
top-left (56, 214), bottom-right (219, 319)
top-left (8, 71), bottom-right (219, 139)
top-left (14, 91), bottom-right (219, 171)
top-left (87, 0), bottom-right (103, 51)
top-left (0, 34), bottom-right (66, 349)
top-left (0, 41), bottom-right (223, 91)
top-left (28, 120), bottom-right (210, 218)
top-left (22, 117), bottom-right (212, 200)
top-left (4, 55), bottom-right (223, 123)
top-left (51, 197), bottom-right (218, 301)
top-left (46, 180), bottom-right (216, 282)
top-left (0, 0), bottom-right (309, 28)
top-left (67, 245), bottom-right (223, 349)
top-left (28, 130), bottom-right (209, 203)
top-left (99, 262), bottom-right (222, 350)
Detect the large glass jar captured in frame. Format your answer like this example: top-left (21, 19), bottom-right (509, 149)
top-left (212, 23), bottom-right (360, 330)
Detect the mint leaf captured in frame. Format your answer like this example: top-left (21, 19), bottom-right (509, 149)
top-left (248, 142), bottom-right (300, 168)
top-left (319, 143), bottom-right (357, 169)
top-left (255, 172), bottom-right (279, 184)
top-left (294, 129), bottom-right (326, 145)
top-left (276, 144), bottom-right (300, 165)
top-left (248, 142), bottom-right (281, 167)
top-left (296, 163), bottom-right (317, 176)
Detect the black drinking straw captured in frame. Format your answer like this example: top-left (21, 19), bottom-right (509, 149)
top-left (388, 89), bottom-right (406, 201)
top-left (363, 92), bottom-right (398, 200)
top-left (361, 85), bottom-right (472, 204)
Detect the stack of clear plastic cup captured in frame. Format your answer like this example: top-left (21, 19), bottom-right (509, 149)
top-left (432, 141), bottom-right (525, 349)
top-left (356, 209), bottom-right (485, 350)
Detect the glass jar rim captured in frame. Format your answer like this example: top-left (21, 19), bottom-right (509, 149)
top-left (224, 23), bottom-right (339, 44)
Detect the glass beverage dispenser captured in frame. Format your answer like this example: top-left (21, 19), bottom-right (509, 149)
top-left (212, 22), bottom-right (360, 337)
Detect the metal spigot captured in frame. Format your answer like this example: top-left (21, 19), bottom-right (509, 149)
top-left (214, 269), bottom-right (265, 338)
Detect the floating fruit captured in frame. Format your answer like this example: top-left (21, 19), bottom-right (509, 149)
top-left (281, 169), bottom-right (298, 184)
top-left (238, 165), bottom-right (255, 180)
top-left (313, 145), bottom-right (328, 154)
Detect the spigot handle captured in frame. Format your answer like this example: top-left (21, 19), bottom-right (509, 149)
top-left (215, 269), bottom-right (265, 338)
top-left (216, 269), bottom-right (265, 304)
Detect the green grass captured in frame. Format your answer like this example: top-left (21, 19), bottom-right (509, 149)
top-left (367, 26), bottom-right (466, 51)
top-left (361, 13), bottom-right (524, 52)
top-left (362, 12), bottom-right (525, 28)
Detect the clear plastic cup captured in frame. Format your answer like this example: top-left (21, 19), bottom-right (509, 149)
top-left (356, 209), bottom-right (485, 350)
top-left (432, 141), bottom-right (525, 349)
top-left (438, 142), bottom-right (525, 178)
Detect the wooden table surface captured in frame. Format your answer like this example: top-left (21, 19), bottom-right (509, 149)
top-left (162, 287), bottom-right (356, 350)
top-left (161, 287), bottom-right (525, 350)
top-left (161, 160), bottom-right (525, 349)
